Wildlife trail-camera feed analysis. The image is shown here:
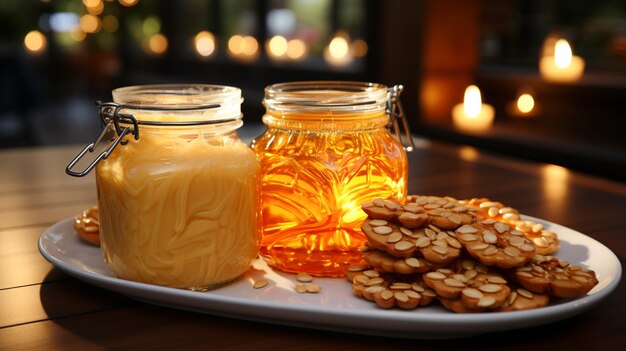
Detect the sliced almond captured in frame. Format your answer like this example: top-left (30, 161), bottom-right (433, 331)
top-left (415, 236), bottom-right (431, 248)
top-left (443, 278), bottom-right (465, 288)
top-left (373, 198), bottom-right (385, 207)
top-left (405, 257), bottom-right (422, 268)
top-left (253, 279), bottom-right (268, 289)
top-left (380, 290), bottom-right (394, 300)
top-left (386, 232), bottom-right (403, 243)
top-left (494, 222), bottom-right (509, 233)
top-left (462, 288), bottom-right (483, 299)
top-left (483, 246), bottom-right (498, 256)
top-left (477, 296), bottom-right (496, 307)
top-left (373, 226), bottom-right (393, 235)
top-left (471, 242), bottom-right (489, 250)
top-left (487, 276), bottom-right (507, 284)
top-left (295, 283), bottom-right (307, 293)
top-left (362, 270), bottom-right (379, 278)
top-left (305, 283), bottom-right (321, 293)
top-left (394, 241), bottom-right (414, 251)
top-left (368, 219), bottom-right (388, 226)
top-left (482, 230), bottom-right (497, 244)
top-left (432, 245), bottom-right (449, 255)
top-left (479, 284), bottom-right (502, 293)
top-left (459, 234), bottom-right (479, 242)
top-left (504, 246), bottom-right (521, 257)
top-left (426, 272), bottom-right (446, 280)
top-left (457, 225), bottom-right (478, 234)
top-left (394, 292), bottom-right (409, 303)
top-left (517, 288), bottom-right (534, 299)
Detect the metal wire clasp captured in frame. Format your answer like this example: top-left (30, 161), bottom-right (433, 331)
top-left (65, 102), bottom-right (139, 177)
top-left (387, 85), bottom-right (415, 152)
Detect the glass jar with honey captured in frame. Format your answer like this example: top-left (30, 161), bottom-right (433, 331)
top-left (67, 84), bottom-right (259, 290)
top-left (252, 81), bottom-right (413, 277)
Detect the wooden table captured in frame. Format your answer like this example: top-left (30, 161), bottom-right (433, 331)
top-left (1, 140), bottom-right (624, 350)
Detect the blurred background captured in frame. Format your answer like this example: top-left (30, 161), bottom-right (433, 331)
top-left (1, 0), bottom-right (625, 181)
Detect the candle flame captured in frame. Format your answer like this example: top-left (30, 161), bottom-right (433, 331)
top-left (554, 39), bottom-right (573, 69)
top-left (516, 93), bottom-right (535, 113)
top-left (463, 85), bottom-right (482, 118)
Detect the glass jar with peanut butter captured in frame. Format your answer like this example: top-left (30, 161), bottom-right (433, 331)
top-left (67, 84), bottom-right (259, 290)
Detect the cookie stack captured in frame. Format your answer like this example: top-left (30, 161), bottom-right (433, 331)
top-left (345, 195), bottom-right (598, 313)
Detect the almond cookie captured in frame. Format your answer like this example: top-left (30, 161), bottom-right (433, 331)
top-left (456, 220), bottom-right (536, 269)
top-left (361, 218), bottom-right (418, 258)
top-left (362, 198), bottom-right (428, 229)
top-left (361, 248), bottom-right (440, 274)
top-left (406, 195), bottom-right (476, 229)
top-left (460, 198), bottom-right (559, 255)
top-left (362, 198), bottom-right (404, 221)
top-left (423, 265), bottom-right (511, 311)
top-left (74, 206), bottom-right (100, 246)
top-left (347, 270), bottom-right (436, 310)
top-left (511, 255), bottom-right (598, 298)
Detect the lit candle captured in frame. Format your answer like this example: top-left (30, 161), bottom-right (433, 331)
top-left (506, 89), bottom-right (540, 117)
top-left (539, 39), bottom-right (585, 82)
top-left (452, 85), bottom-right (495, 133)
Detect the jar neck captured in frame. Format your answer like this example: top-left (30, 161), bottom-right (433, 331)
top-left (262, 109), bottom-right (389, 131)
top-left (121, 119), bottom-right (244, 136)
top-left (111, 84), bottom-right (243, 124)
top-left (262, 81), bottom-right (390, 130)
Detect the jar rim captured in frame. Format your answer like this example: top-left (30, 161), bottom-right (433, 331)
top-left (112, 84), bottom-right (242, 109)
top-left (264, 81), bottom-right (388, 112)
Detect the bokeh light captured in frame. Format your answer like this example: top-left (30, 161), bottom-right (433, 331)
top-left (228, 35), bottom-right (259, 61)
top-left (286, 39), bottom-right (306, 60)
top-left (142, 16), bottom-right (161, 36)
top-left (324, 34), bottom-right (353, 66)
top-left (103, 15), bottom-right (119, 33)
top-left (84, 0), bottom-right (104, 15)
top-left (70, 28), bottom-right (87, 42)
top-left (267, 35), bottom-right (288, 59)
top-left (516, 93), bottom-right (535, 114)
top-left (241, 36), bottom-right (259, 56)
top-left (82, 0), bottom-right (101, 7)
top-left (80, 14), bottom-right (101, 33)
top-left (329, 36), bottom-right (349, 59)
top-left (147, 33), bottom-right (168, 55)
top-left (119, 0), bottom-right (139, 7)
top-left (24, 30), bottom-right (47, 53)
top-left (351, 39), bottom-right (368, 58)
top-left (194, 31), bottom-right (216, 57)
top-left (458, 146), bottom-right (479, 162)
top-left (228, 35), bottom-right (243, 55)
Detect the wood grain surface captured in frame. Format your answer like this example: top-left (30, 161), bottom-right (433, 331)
top-left (0, 141), bottom-right (624, 350)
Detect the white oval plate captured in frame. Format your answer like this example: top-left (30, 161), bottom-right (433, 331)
top-left (39, 216), bottom-right (621, 339)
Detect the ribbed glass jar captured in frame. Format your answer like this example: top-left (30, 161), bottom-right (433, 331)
top-left (252, 81), bottom-right (408, 277)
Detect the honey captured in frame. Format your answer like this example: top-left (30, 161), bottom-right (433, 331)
top-left (252, 82), bottom-right (409, 276)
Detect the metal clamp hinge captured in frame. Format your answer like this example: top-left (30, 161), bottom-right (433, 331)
top-left (65, 102), bottom-right (138, 177)
top-left (387, 85), bottom-right (415, 152)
